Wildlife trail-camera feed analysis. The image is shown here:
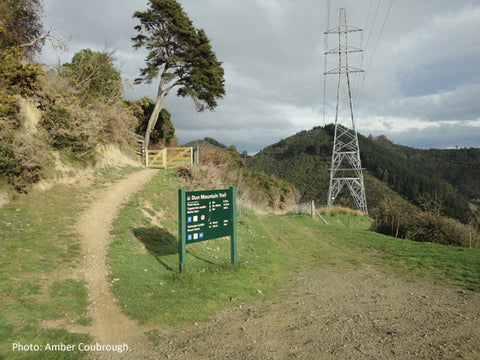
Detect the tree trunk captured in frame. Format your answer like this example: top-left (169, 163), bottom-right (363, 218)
top-left (143, 75), bottom-right (178, 153)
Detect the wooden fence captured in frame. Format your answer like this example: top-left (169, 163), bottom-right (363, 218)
top-left (146, 147), bottom-right (193, 168)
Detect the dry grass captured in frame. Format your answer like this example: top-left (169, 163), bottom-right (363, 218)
top-left (317, 205), bottom-right (364, 217)
top-left (1, 70), bottom-right (140, 192)
top-left (177, 143), bottom-right (296, 214)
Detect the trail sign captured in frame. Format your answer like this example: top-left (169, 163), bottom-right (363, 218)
top-left (178, 187), bottom-right (237, 272)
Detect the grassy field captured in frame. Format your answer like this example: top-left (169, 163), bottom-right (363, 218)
top-left (108, 169), bottom-right (480, 330)
top-left (2, 166), bottom-right (479, 359)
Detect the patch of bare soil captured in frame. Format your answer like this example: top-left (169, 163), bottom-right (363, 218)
top-left (161, 266), bottom-right (480, 360)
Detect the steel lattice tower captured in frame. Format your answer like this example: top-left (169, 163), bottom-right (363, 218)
top-left (325, 8), bottom-right (367, 214)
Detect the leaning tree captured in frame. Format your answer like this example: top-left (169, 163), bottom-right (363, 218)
top-left (132, 0), bottom-right (225, 151)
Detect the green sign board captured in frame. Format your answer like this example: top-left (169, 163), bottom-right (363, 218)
top-left (178, 187), bottom-right (237, 272)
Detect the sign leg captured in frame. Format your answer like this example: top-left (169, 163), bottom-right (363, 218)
top-left (178, 189), bottom-right (187, 272)
top-left (231, 186), bottom-right (237, 265)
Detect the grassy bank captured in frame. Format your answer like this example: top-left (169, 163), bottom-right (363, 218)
top-left (109, 170), bottom-right (480, 331)
top-left (108, 169), bottom-right (286, 326)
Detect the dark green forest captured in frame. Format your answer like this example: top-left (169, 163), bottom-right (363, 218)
top-left (371, 135), bottom-right (480, 207)
top-left (248, 125), bottom-right (476, 224)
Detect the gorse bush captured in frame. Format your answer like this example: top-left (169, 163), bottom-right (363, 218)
top-left (0, 46), bottom-right (43, 121)
top-left (0, 46), bottom-right (44, 189)
top-left (1, 57), bottom-right (139, 190)
top-left (61, 49), bottom-right (123, 101)
top-left (39, 74), bottom-right (139, 165)
top-left (41, 105), bottom-right (96, 163)
top-left (0, 131), bottom-right (46, 191)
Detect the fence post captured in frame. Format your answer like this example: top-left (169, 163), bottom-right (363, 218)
top-left (193, 146), bottom-right (199, 166)
top-left (311, 200), bottom-right (315, 218)
top-left (162, 148), bottom-right (167, 169)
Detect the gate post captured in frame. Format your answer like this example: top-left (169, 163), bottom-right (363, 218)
top-left (162, 148), bottom-right (167, 169)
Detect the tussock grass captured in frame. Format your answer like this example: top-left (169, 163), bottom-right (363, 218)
top-left (317, 205), bottom-right (364, 217)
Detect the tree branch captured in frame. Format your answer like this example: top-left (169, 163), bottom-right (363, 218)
top-left (19, 28), bottom-right (68, 52)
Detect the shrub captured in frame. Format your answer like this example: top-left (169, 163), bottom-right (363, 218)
top-left (411, 212), bottom-right (479, 248)
top-left (0, 47), bottom-right (43, 121)
top-left (370, 198), bottom-right (411, 239)
top-left (0, 132), bottom-right (46, 191)
top-left (177, 143), bottom-right (296, 213)
top-left (130, 97), bottom-right (175, 148)
top-left (371, 198), bottom-right (480, 248)
top-left (61, 49), bottom-right (122, 101)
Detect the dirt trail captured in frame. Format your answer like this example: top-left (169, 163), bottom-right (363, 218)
top-left (76, 169), bottom-right (158, 345)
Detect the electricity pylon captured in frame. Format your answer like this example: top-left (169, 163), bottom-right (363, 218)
top-left (325, 8), bottom-right (367, 214)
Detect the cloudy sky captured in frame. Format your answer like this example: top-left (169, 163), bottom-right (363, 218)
top-left (40, 0), bottom-right (480, 153)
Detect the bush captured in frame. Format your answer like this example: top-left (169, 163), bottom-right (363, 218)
top-left (0, 132), bottom-right (46, 191)
top-left (177, 143), bottom-right (296, 213)
top-left (130, 97), bottom-right (175, 148)
top-left (371, 198), bottom-right (480, 248)
top-left (370, 199), bottom-right (411, 238)
top-left (411, 212), bottom-right (479, 248)
top-left (61, 49), bottom-right (122, 101)
top-left (41, 105), bottom-right (96, 164)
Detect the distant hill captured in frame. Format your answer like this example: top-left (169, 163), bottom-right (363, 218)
top-left (247, 125), bottom-right (476, 223)
top-left (183, 137), bottom-right (228, 149)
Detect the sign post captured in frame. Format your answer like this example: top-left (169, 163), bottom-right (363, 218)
top-left (178, 186), bottom-right (237, 272)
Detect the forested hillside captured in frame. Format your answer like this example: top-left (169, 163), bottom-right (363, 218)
top-left (371, 135), bottom-right (480, 208)
top-left (248, 125), bottom-right (475, 223)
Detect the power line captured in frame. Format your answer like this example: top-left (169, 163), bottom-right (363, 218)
top-left (354, 0), bottom-right (394, 112)
top-left (365, 0), bottom-right (394, 75)
top-left (363, 0), bottom-right (382, 55)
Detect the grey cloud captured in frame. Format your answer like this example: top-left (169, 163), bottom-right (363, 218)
top-left (41, 0), bottom-right (480, 152)
top-left (386, 122), bottom-right (480, 149)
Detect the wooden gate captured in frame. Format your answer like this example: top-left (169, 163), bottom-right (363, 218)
top-left (146, 147), bottom-right (193, 168)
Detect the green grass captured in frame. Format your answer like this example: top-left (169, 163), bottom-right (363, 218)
top-left (108, 170), bottom-right (285, 326)
top-left (0, 187), bottom-right (90, 359)
top-left (109, 171), bottom-right (480, 330)
top-left (0, 165), bottom-right (142, 359)
top-left (302, 214), bottom-right (480, 291)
